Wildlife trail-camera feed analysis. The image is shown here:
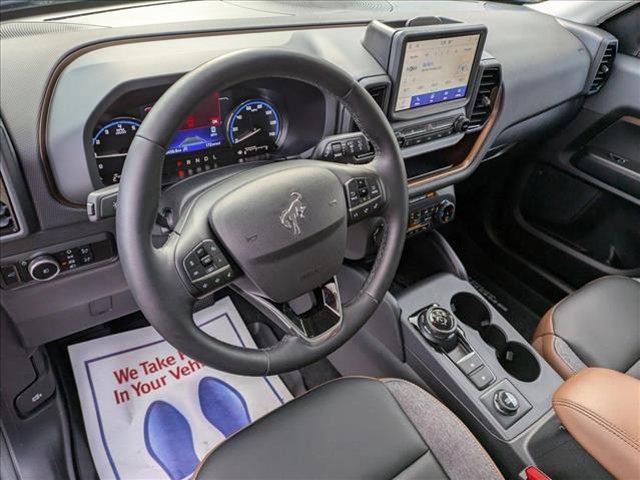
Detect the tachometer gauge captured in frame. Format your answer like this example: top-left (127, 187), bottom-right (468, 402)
top-left (227, 99), bottom-right (281, 157)
top-left (93, 117), bottom-right (141, 185)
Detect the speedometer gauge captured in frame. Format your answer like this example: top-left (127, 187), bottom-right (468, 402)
top-left (227, 99), bottom-right (281, 156)
top-left (93, 117), bottom-right (141, 185)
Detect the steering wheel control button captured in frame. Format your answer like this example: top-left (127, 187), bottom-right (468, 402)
top-left (456, 352), bottom-right (484, 375)
top-left (183, 240), bottom-right (236, 293)
top-left (28, 256), bottom-right (61, 282)
top-left (493, 390), bottom-right (519, 416)
top-left (345, 176), bottom-right (383, 222)
top-left (468, 366), bottom-right (495, 390)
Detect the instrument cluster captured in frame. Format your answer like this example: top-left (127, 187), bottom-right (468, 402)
top-left (91, 79), bottom-right (326, 186)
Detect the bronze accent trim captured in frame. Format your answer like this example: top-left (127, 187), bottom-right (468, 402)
top-left (621, 115), bottom-right (640, 127)
top-left (36, 21), bottom-right (370, 208)
top-left (407, 87), bottom-right (503, 188)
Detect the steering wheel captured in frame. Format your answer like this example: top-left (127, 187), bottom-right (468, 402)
top-left (117, 49), bottom-right (408, 376)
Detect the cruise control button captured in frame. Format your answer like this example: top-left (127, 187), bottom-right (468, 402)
top-left (184, 253), bottom-right (199, 270)
top-left (200, 255), bottom-right (213, 267)
top-left (204, 242), bottom-right (220, 255)
top-left (469, 366), bottom-right (495, 390)
top-left (212, 254), bottom-right (229, 268)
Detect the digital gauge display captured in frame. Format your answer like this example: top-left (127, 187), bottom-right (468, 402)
top-left (92, 117), bottom-right (141, 185)
top-left (227, 99), bottom-right (281, 156)
top-left (165, 92), bottom-right (225, 155)
top-left (92, 91), bottom-right (284, 186)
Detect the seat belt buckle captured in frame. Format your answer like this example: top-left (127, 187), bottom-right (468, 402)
top-left (519, 466), bottom-right (552, 480)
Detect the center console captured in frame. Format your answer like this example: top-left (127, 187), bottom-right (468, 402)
top-left (398, 273), bottom-right (562, 443)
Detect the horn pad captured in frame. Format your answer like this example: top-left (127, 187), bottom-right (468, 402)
top-left (209, 166), bottom-right (347, 302)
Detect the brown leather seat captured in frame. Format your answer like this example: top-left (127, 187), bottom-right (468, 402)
top-left (532, 275), bottom-right (640, 380)
top-left (553, 368), bottom-right (640, 479)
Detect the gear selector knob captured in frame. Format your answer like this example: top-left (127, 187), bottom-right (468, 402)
top-left (413, 304), bottom-right (459, 351)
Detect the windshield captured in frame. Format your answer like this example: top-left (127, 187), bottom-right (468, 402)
top-left (0, 0), bottom-right (547, 20)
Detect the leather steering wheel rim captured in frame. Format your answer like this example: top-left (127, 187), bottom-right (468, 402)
top-left (116, 48), bottom-right (408, 375)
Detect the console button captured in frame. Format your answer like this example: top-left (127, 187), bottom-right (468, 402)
top-left (457, 352), bottom-right (483, 375)
top-left (469, 366), bottom-right (495, 390)
top-left (15, 374), bottom-right (55, 417)
top-left (493, 390), bottom-right (519, 416)
top-left (1, 265), bottom-right (20, 286)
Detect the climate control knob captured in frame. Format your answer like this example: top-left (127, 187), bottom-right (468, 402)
top-left (453, 115), bottom-right (471, 133)
top-left (28, 255), bottom-right (60, 282)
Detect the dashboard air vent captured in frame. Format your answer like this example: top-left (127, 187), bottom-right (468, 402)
top-left (366, 84), bottom-right (388, 111)
top-left (349, 83), bottom-right (389, 131)
top-left (0, 175), bottom-right (19, 237)
top-left (468, 65), bottom-right (501, 131)
top-left (588, 42), bottom-right (617, 94)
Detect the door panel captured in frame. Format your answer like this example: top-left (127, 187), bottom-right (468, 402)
top-left (504, 47), bottom-right (640, 288)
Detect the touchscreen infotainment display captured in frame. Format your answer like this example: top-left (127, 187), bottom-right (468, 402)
top-left (394, 34), bottom-right (480, 112)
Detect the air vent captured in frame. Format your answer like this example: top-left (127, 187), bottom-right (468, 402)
top-left (468, 65), bottom-right (501, 131)
top-left (366, 84), bottom-right (388, 111)
top-left (350, 83), bottom-right (389, 131)
top-left (588, 42), bottom-right (617, 94)
top-left (0, 175), bottom-right (19, 237)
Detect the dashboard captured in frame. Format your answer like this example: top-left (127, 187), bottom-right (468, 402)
top-left (0, 0), bottom-right (614, 349)
top-left (91, 79), bottom-right (327, 186)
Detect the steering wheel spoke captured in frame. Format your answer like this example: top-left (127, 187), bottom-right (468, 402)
top-left (233, 278), bottom-right (343, 345)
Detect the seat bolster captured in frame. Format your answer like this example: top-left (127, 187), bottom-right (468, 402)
top-left (532, 306), bottom-right (583, 379)
top-left (382, 379), bottom-right (503, 480)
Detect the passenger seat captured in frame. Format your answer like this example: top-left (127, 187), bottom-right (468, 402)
top-left (532, 276), bottom-right (640, 379)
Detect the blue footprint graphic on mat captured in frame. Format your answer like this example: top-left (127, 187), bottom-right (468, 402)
top-left (199, 377), bottom-right (251, 437)
top-left (144, 400), bottom-right (200, 480)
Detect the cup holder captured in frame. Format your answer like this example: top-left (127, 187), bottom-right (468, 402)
top-left (497, 342), bottom-right (541, 382)
top-left (450, 292), bottom-right (490, 330)
top-left (479, 324), bottom-right (507, 351)
top-left (451, 292), bottom-right (540, 382)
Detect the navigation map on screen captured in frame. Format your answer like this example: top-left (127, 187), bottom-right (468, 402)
top-left (395, 34), bottom-right (480, 112)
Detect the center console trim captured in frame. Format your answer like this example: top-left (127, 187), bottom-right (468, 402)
top-left (407, 87), bottom-right (502, 188)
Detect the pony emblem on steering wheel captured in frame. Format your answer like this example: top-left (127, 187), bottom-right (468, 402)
top-left (280, 192), bottom-right (307, 236)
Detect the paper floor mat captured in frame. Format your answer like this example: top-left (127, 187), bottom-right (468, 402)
top-left (69, 296), bottom-right (292, 480)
